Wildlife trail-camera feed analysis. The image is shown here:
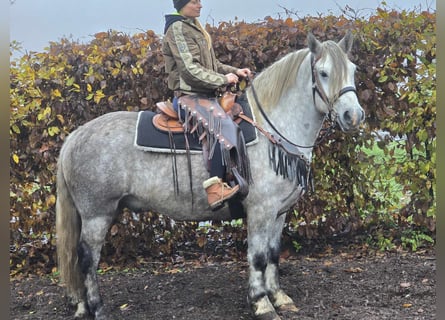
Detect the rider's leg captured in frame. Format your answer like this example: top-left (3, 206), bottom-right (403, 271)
top-left (203, 145), bottom-right (239, 209)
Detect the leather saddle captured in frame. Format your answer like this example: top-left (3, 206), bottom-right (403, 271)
top-left (153, 101), bottom-right (183, 133)
top-left (153, 92), bottom-right (241, 134)
top-left (152, 93), bottom-right (251, 199)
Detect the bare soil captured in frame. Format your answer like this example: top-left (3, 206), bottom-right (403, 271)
top-left (10, 247), bottom-right (436, 320)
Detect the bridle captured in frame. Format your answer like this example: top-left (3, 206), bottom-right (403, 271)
top-left (310, 54), bottom-right (357, 123)
top-left (243, 51), bottom-right (359, 199)
top-left (249, 53), bottom-right (358, 149)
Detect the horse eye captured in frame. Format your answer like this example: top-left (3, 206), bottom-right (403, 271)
top-left (320, 71), bottom-right (328, 78)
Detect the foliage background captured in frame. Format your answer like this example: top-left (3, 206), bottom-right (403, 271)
top-left (10, 6), bottom-right (436, 276)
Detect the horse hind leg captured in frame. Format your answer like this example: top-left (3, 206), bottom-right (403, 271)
top-left (77, 215), bottom-right (113, 319)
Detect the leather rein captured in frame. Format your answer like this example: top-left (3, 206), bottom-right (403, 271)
top-left (244, 53), bottom-right (357, 150)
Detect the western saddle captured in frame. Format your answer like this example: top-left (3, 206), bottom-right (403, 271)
top-left (152, 92), bottom-right (241, 134)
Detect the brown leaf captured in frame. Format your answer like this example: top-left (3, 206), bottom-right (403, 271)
top-left (110, 225), bottom-right (119, 236)
top-left (360, 89), bottom-right (372, 102)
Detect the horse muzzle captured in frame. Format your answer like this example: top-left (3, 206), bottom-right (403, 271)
top-left (336, 106), bottom-right (365, 132)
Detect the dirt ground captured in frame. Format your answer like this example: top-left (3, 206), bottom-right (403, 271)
top-left (11, 246), bottom-right (436, 320)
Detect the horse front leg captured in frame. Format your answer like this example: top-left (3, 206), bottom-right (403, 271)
top-left (247, 215), bottom-right (282, 320)
top-left (265, 215), bottom-right (299, 315)
top-left (247, 213), bottom-right (299, 320)
top-left (247, 243), bottom-right (281, 320)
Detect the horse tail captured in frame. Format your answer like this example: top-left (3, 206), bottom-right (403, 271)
top-left (55, 155), bottom-right (84, 304)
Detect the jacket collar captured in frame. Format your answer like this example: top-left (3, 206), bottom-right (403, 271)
top-left (164, 14), bottom-right (201, 34)
top-left (164, 13), bottom-right (186, 34)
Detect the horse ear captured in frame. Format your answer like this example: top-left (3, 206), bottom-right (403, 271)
top-left (307, 32), bottom-right (322, 56)
top-left (338, 30), bottom-right (354, 54)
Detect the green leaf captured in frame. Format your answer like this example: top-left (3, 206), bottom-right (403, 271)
top-left (48, 126), bottom-right (60, 136)
top-left (378, 75), bottom-right (388, 83)
top-left (12, 124), bottom-right (21, 134)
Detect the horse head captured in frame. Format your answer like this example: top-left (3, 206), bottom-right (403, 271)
top-left (308, 31), bottom-right (365, 132)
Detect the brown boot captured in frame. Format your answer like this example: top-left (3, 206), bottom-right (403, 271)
top-left (203, 176), bottom-right (239, 209)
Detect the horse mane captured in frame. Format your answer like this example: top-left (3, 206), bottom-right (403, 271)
top-left (251, 40), bottom-right (350, 111)
top-left (251, 49), bottom-right (310, 111)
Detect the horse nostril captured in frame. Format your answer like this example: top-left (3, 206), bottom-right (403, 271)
top-left (343, 109), bottom-right (363, 126)
top-left (343, 110), bottom-right (352, 124)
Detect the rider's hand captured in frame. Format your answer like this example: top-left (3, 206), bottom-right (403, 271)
top-left (225, 73), bottom-right (239, 84)
top-left (236, 68), bottom-right (252, 78)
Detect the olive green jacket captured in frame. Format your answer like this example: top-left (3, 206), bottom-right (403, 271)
top-left (162, 15), bottom-right (238, 96)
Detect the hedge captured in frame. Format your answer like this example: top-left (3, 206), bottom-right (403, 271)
top-left (10, 7), bottom-right (435, 276)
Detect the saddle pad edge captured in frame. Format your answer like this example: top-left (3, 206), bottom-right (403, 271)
top-left (134, 111), bottom-right (203, 154)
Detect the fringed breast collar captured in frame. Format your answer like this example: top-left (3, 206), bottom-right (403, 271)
top-left (247, 83), bottom-right (315, 194)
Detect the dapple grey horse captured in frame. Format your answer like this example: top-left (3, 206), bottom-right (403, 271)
top-left (56, 31), bottom-right (364, 319)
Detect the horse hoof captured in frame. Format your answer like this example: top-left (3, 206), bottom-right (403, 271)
top-left (277, 303), bottom-right (299, 313)
top-left (74, 302), bottom-right (88, 318)
top-left (272, 289), bottom-right (299, 314)
top-left (252, 296), bottom-right (282, 320)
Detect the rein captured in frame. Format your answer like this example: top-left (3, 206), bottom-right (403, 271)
top-left (239, 52), bottom-right (359, 197)
top-left (249, 78), bottom-right (332, 150)
top-left (248, 53), bottom-right (358, 150)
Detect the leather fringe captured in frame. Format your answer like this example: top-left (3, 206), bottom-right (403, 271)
top-left (177, 95), bottom-right (252, 203)
top-left (268, 142), bottom-right (314, 193)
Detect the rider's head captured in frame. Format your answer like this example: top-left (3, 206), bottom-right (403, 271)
top-left (173, 0), bottom-right (192, 12)
top-left (173, 0), bottom-right (202, 19)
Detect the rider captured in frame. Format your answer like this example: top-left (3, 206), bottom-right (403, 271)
top-left (162, 0), bottom-right (252, 209)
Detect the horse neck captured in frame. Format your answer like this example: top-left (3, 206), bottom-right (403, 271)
top-left (250, 53), bottom-right (326, 159)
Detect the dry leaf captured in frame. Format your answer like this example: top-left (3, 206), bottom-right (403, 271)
top-left (400, 282), bottom-right (411, 288)
top-left (344, 267), bottom-right (364, 273)
top-left (120, 303), bottom-right (130, 310)
top-left (110, 225), bottom-right (119, 236)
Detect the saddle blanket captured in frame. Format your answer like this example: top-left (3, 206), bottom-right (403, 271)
top-left (134, 111), bottom-right (202, 153)
top-left (134, 101), bottom-right (258, 153)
